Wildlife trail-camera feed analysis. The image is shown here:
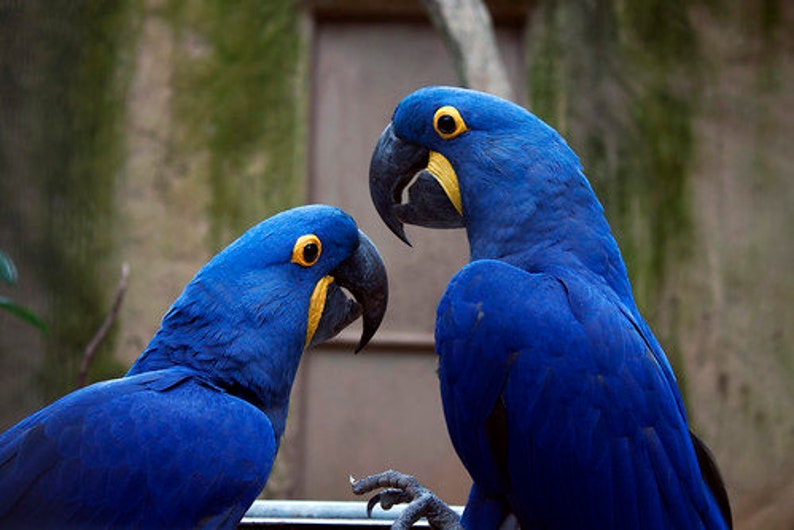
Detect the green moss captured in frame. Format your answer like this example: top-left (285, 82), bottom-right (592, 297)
top-left (527, 0), bottom-right (698, 398)
top-left (527, 2), bottom-right (567, 125)
top-left (757, 0), bottom-right (783, 92)
top-left (168, 0), bottom-right (305, 250)
top-left (8, 1), bottom-right (135, 397)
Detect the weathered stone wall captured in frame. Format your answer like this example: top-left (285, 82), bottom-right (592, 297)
top-left (1, 0), bottom-right (134, 417)
top-left (0, 0), bottom-right (307, 426)
top-left (117, 0), bottom-right (307, 368)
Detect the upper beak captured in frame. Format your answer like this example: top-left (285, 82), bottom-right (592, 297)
top-left (369, 123), bottom-right (464, 245)
top-left (310, 230), bottom-right (388, 352)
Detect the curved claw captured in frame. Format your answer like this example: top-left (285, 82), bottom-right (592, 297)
top-left (351, 469), bottom-right (463, 530)
top-left (366, 489), bottom-right (414, 516)
top-left (366, 493), bottom-right (382, 517)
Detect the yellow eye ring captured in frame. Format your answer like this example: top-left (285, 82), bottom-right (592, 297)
top-left (433, 106), bottom-right (468, 140)
top-left (291, 234), bottom-right (322, 267)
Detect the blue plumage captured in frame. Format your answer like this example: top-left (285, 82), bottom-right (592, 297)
top-left (0, 204), bottom-right (387, 528)
top-left (1, 369), bottom-right (273, 527)
top-left (369, 86), bottom-right (730, 529)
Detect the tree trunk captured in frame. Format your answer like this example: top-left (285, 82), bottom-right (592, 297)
top-left (421, 0), bottom-right (514, 100)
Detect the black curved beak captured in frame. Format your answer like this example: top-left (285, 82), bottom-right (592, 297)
top-left (310, 230), bottom-right (388, 352)
top-left (369, 123), bottom-right (463, 245)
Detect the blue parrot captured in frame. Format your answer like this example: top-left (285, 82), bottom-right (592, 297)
top-left (358, 86), bottom-right (731, 529)
top-left (0, 204), bottom-right (387, 529)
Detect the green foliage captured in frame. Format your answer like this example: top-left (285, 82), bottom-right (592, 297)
top-left (0, 250), bottom-right (18, 285)
top-left (0, 250), bottom-right (47, 331)
top-left (0, 296), bottom-right (47, 332)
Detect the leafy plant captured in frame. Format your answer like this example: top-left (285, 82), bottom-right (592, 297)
top-left (0, 249), bottom-right (47, 331)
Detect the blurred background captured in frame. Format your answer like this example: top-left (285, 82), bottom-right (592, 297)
top-left (0, 0), bottom-right (791, 528)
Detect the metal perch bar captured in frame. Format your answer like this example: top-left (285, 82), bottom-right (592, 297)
top-left (240, 500), bottom-right (464, 528)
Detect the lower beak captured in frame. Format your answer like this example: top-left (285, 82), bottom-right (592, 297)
top-left (309, 230), bottom-right (388, 352)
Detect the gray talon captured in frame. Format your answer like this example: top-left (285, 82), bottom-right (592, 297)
top-left (351, 470), bottom-right (463, 530)
top-left (366, 493), bottom-right (382, 517)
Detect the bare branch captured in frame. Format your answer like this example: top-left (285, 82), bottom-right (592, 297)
top-left (75, 262), bottom-right (130, 389)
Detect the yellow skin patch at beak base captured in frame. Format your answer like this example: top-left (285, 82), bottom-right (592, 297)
top-left (305, 275), bottom-right (334, 349)
top-left (427, 151), bottom-right (463, 215)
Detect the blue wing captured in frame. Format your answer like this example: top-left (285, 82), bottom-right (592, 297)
top-left (437, 260), bottom-right (727, 530)
top-left (0, 368), bottom-right (276, 529)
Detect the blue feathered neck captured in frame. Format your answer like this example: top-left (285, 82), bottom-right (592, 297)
top-left (454, 112), bottom-right (636, 309)
top-left (127, 261), bottom-right (307, 439)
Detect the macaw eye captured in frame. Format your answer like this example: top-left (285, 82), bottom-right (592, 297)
top-left (437, 114), bottom-right (456, 134)
top-left (291, 234), bottom-right (322, 267)
top-left (433, 106), bottom-right (467, 140)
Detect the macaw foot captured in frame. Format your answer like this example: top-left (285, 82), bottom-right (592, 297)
top-left (351, 469), bottom-right (463, 530)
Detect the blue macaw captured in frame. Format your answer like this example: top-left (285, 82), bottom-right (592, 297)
top-left (359, 87), bottom-right (731, 529)
top-left (0, 204), bottom-right (387, 529)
